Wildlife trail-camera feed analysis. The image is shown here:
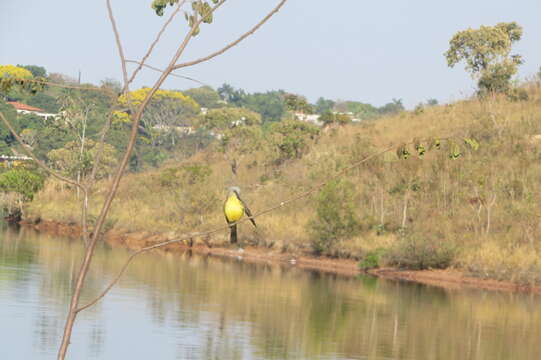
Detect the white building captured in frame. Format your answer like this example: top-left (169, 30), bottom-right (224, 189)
top-left (7, 101), bottom-right (57, 120)
top-left (294, 112), bottom-right (323, 126)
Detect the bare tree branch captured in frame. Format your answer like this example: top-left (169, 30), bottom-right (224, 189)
top-left (57, 1), bottom-right (228, 358)
top-left (127, 0), bottom-right (186, 85)
top-left (89, 112), bottom-right (114, 186)
top-left (126, 60), bottom-right (209, 86)
top-left (173, 0), bottom-right (288, 70)
top-left (4, 77), bottom-right (116, 95)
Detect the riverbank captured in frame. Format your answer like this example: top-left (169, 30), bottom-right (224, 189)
top-left (21, 219), bottom-right (541, 295)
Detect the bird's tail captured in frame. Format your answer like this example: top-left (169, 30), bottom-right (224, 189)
top-left (229, 223), bottom-right (238, 244)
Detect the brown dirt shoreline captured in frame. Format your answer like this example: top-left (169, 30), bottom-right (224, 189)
top-left (20, 219), bottom-right (541, 295)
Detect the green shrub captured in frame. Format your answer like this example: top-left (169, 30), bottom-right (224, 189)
top-left (308, 179), bottom-right (361, 255)
top-left (358, 248), bottom-right (386, 270)
top-left (0, 168), bottom-right (44, 201)
top-left (270, 119), bottom-right (320, 163)
top-left (385, 234), bottom-right (456, 270)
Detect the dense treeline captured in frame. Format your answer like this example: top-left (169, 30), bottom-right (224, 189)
top-left (0, 64), bottom-right (405, 174)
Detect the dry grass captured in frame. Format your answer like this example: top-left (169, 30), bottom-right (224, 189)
top-left (27, 82), bottom-right (541, 282)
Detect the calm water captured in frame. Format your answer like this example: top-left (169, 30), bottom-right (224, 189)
top-left (1, 225), bottom-right (541, 359)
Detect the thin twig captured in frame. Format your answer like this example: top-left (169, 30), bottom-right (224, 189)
top-left (173, 0), bottom-right (288, 70)
top-left (0, 111), bottom-right (81, 188)
top-left (57, 1), bottom-right (228, 358)
top-left (57, 0), bottom-right (140, 356)
top-left (127, 0), bottom-right (186, 85)
top-left (5, 77), bottom-right (115, 95)
top-left (88, 112), bottom-right (114, 186)
top-left (126, 60), bottom-right (209, 86)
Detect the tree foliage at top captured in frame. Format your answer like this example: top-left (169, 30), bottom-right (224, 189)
top-left (0, 168), bottom-right (45, 201)
top-left (0, 64), bottom-right (44, 94)
top-left (284, 93), bottom-right (313, 114)
top-left (17, 64), bottom-right (47, 78)
top-left (217, 83), bottom-right (286, 123)
top-left (378, 98), bottom-right (404, 115)
top-left (445, 22), bottom-right (523, 95)
top-left (151, 0), bottom-right (219, 36)
top-left (183, 86), bottom-right (222, 109)
top-left (315, 97), bottom-right (335, 114)
top-left (199, 107), bottom-right (261, 130)
top-left (47, 139), bottom-right (118, 180)
top-left (269, 119), bottom-right (320, 162)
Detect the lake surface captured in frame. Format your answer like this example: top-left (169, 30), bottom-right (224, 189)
top-left (1, 224), bottom-right (541, 359)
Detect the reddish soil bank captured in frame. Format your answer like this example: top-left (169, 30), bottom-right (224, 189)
top-left (20, 219), bottom-right (541, 294)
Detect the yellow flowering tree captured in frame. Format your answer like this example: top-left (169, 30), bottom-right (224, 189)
top-left (0, 64), bottom-right (40, 93)
top-left (114, 87), bottom-right (200, 146)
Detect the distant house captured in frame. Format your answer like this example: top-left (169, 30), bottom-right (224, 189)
top-left (7, 101), bottom-right (57, 120)
top-left (152, 124), bottom-right (195, 135)
top-left (294, 112), bottom-right (323, 126)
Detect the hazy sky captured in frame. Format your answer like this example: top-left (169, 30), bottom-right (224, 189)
top-left (1, 0), bottom-right (540, 108)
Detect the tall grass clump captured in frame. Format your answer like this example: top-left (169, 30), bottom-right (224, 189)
top-left (385, 233), bottom-right (456, 270)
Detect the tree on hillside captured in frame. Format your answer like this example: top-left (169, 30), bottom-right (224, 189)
top-left (48, 72), bottom-right (78, 85)
top-left (445, 22), bottom-right (523, 95)
top-left (315, 97), bottom-right (335, 114)
top-left (18, 65), bottom-right (47, 78)
top-left (334, 100), bottom-right (379, 120)
top-left (100, 78), bottom-right (122, 93)
top-left (0, 65), bottom-right (42, 95)
top-left (200, 107), bottom-right (263, 174)
top-left (270, 119), bottom-right (320, 163)
top-left (184, 86), bottom-right (222, 108)
top-left (217, 84), bottom-right (286, 123)
top-left (48, 139), bottom-right (118, 180)
top-left (217, 83), bottom-right (246, 105)
top-left (244, 90), bottom-right (286, 123)
top-left (319, 111), bottom-right (352, 127)
top-left (116, 87), bottom-right (200, 146)
top-left (25, 93), bottom-right (60, 113)
top-left (378, 98), bottom-right (404, 115)
top-left (284, 93), bottom-right (313, 114)
top-left (426, 98), bottom-right (438, 106)
top-left (200, 107), bottom-right (261, 131)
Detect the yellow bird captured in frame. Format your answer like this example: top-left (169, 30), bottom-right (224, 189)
top-left (224, 186), bottom-right (256, 244)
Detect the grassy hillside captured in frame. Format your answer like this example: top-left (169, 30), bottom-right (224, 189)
top-left (27, 82), bottom-right (541, 283)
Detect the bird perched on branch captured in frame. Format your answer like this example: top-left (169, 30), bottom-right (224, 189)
top-left (224, 186), bottom-right (256, 244)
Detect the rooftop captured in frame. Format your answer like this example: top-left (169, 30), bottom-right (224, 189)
top-left (7, 101), bottom-right (47, 113)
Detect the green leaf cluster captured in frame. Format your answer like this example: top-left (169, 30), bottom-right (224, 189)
top-left (0, 168), bottom-right (44, 201)
top-left (445, 22), bottom-right (523, 95)
top-left (200, 107), bottom-right (261, 131)
top-left (269, 119), bottom-right (320, 162)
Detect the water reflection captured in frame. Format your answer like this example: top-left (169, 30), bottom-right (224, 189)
top-left (1, 225), bottom-right (541, 359)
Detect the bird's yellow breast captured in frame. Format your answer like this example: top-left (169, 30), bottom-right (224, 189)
top-left (224, 195), bottom-right (244, 222)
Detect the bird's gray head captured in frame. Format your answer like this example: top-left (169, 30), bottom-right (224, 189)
top-left (228, 186), bottom-right (241, 195)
